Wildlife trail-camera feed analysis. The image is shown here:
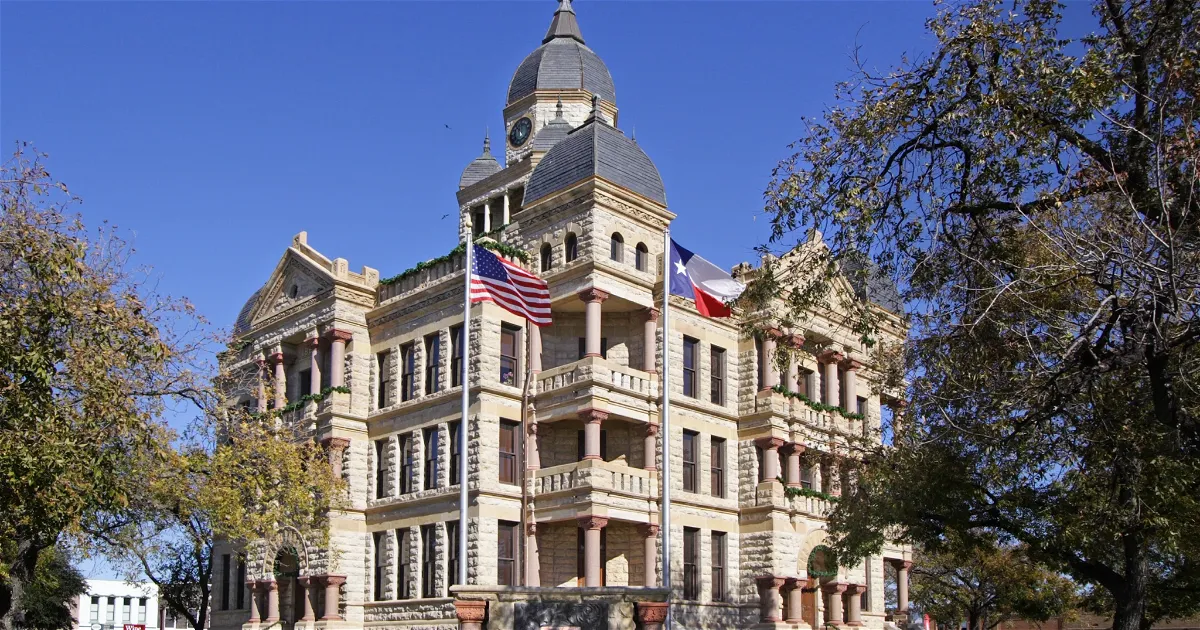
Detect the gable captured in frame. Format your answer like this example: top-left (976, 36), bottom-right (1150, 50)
top-left (248, 251), bottom-right (336, 327)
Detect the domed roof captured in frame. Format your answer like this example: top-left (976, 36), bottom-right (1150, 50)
top-left (525, 97), bottom-right (665, 206)
top-left (507, 0), bottom-right (615, 106)
top-left (531, 98), bottom-right (574, 153)
top-left (459, 135), bottom-right (502, 189)
top-left (233, 285), bottom-right (263, 335)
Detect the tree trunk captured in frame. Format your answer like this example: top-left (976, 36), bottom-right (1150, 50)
top-left (0, 538), bottom-right (46, 630)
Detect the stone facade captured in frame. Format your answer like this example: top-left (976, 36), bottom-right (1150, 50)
top-left (211, 2), bottom-right (910, 630)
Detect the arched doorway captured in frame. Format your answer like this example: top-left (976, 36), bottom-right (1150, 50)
top-left (274, 547), bottom-right (304, 627)
top-left (804, 545), bottom-right (839, 628)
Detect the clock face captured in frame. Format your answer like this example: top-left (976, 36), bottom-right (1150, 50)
top-left (509, 117), bottom-right (533, 147)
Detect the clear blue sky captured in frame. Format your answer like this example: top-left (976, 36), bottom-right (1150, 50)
top-left (1, 1), bottom-right (942, 334)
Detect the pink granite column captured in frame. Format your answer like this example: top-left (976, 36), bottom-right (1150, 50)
top-left (819, 350), bottom-right (844, 407)
top-left (643, 308), bottom-right (659, 373)
top-left (246, 580), bottom-right (260, 622)
top-left (579, 289), bottom-right (609, 358)
top-left (784, 442), bottom-right (806, 488)
top-left (891, 559), bottom-right (913, 613)
top-left (529, 323), bottom-right (542, 374)
top-left (263, 579), bottom-right (279, 622)
top-left (841, 358), bottom-right (862, 413)
top-left (579, 516), bottom-right (608, 587)
top-left (760, 333), bottom-right (779, 390)
top-left (756, 437), bottom-right (785, 482)
top-left (296, 576), bottom-right (315, 621)
top-left (636, 602), bottom-right (669, 630)
top-left (824, 582), bottom-right (848, 626)
top-left (271, 352), bottom-right (286, 409)
top-left (321, 575), bottom-right (345, 621)
top-left (785, 577), bottom-right (805, 623)
top-left (643, 424), bottom-right (659, 471)
top-left (525, 522), bottom-right (541, 587)
top-left (757, 576), bottom-right (787, 622)
top-left (788, 334), bottom-right (806, 391)
top-left (255, 359), bottom-right (267, 413)
top-left (527, 421), bottom-right (541, 470)
top-left (306, 337), bottom-right (321, 394)
top-left (639, 524), bottom-right (659, 587)
top-left (846, 584), bottom-right (865, 626)
top-left (454, 600), bottom-right (488, 630)
top-left (579, 409), bottom-right (607, 461)
top-left (328, 329), bottom-right (353, 387)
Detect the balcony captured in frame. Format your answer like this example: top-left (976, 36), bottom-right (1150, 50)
top-left (534, 357), bottom-right (658, 424)
top-left (531, 459), bottom-right (656, 523)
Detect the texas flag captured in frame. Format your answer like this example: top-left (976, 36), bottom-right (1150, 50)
top-left (669, 239), bottom-right (746, 317)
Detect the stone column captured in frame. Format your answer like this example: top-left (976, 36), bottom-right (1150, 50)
top-left (321, 575), bottom-right (345, 621)
top-left (306, 337), bottom-right (321, 394)
top-left (639, 524), bottom-right (659, 587)
top-left (246, 580), bottom-right (260, 622)
top-left (761, 334), bottom-right (779, 390)
top-left (785, 577), bottom-right (805, 623)
top-left (813, 579), bottom-right (825, 628)
top-left (644, 424), bottom-right (659, 471)
top-left (579, 409), bottom-right (607, 461)
top-left (527, 422), bottom-right (541, 470)
top-left (502, 192), bottom-right (510, 226)
top-left (643, 308), bottom-right (659, 373)
top-left (270, 352), bottom-right (286, 409)
top-left (328, 329), bottom-right (353, 388)
top-left (321, 436), bottom-right (350, 479)
top-left (784, 442), bottom-right (806, 488)
top-left (756, 437), bottom-right (785, 482)
top-left (819, 350), bottom-right (844, 407)
top-left (786, 359), bottom-right (799, 394)
top-left (579, 516), bottom-right (608, 587)
top-left (827, 456), bottom-right (843, 497)
top-left (892, 560), bottom-right (913, 614)
top-left (483, 200), bottom-right (491, 233)
top-left (824, 582), bottom-right (848, 626)
top-left (579, 289), bottom-right (609, 358)
top-left (847, 584), bottom-right (864, 626)
top-left (757, 576), bottom-right (787, 622)
top-left (297, 576), bottom-right (315, 621)
top-left (635, 602), bottom-right (669, 630)
top-left (892, 400), bottom-right (908, 438)
top-left (841, 359), bottom-right (862, 413)
top-left (454, 600), bottom-right (488, 630)
top-left (255, 359), bottom-right (267, 413)
top-left (529, 324), bottom-right (542, 374)
top-left (263, 579), bottom-right (279, 622)
top-left (525, 522), bottom-right (541, 587)
top-left (789, 334), bottom-right (806, 391)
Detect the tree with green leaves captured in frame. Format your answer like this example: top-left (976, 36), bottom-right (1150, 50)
top-left (746, 1), bottom-right (1200, 630)
top-left (17, 546), bottom-right (87, 630)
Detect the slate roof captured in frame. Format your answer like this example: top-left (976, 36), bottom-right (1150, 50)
top-left (525, 100), bottom-right (665, 206)
top-left (507, 0), bottom-right (615, 106)
top-left (839, 254), bottom-right (904, 315)
top-left (459, 136), bottom-right (502, 189)
top-left (233, 286), bottom-right (263, 335)
top-left (531, 99), bottom-right (574, 153)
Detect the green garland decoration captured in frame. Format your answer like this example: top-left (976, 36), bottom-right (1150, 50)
top-left (252, 386), bottom-right (351, 419)
top-left (771, 384), bottom-right (865, 420)
top-left (776, 476), bottom-right (841, 503)
top-left (807, 544), bottom-right (839, 578)
top-left (378, 226), bottom-right (529, 286)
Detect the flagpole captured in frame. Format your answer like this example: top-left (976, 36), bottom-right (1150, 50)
top-left (661, 229), bottom-right (672, 629)
top-left (458, 240), bottom-right (472, 592)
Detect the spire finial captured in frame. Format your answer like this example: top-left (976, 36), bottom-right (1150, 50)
top-left (544, 0), bottom-right (584, 44)
top-left (591, 94), bottom-right (602, 118)
top-left (555, 97), bottom-right (564, 119)
top-left (483, 129), bottom-right (491, 155)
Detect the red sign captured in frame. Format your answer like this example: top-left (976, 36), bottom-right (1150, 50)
top-left (123, 625), bottom-right (146, 630)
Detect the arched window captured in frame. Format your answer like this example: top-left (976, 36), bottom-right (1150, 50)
top-left (610, 233), bottom-right (624, 262)
top-left (565, 233), bottom-right (579, 262)
top-left (540, 243), bottom-right (553, 272)
top-left (635, 243), bottom-right (649, 271)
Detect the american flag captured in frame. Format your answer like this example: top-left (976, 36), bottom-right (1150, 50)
top-left (470, 244), bottom-right (552, 327)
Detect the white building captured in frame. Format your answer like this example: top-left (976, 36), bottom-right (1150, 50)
top-left (74, 579), bottom-right (158, 630)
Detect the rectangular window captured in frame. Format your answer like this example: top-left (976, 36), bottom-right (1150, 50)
top-left (710, 436), bottom-right (726, 497)
top-left (446, 520), bottom-right (460, 591)
top-left (107, 597), bottom-right (115, 622)
top-left (421, 524), bottom-right (437, 598)
top-left (123, 597), bottom-right (131, 622)
top-left (425, 333), bottom-right (441, 394)
top-left (801, 465), bottom-right (814, 490)
top-left (236, 554), bottom-right (246, 609)
top-left (138, 598), bottom-right (147, 623)
top-left (683, 527), bottom-right (700, 600)
top-left (398, 529), bottom-right (411, 599)
top-left (449, 422), bottom-right (461, 486)
top-left (90, 596), bottom-right (99, 623)
top-left (298, 368), bottom-right (312, 398)
top-left (376, 350), bottom-right (392, 409)
top-left (375, 438), bottom-right (389, 499)
top-left (499, 420), bottom-right (519, 485)
top-left (576, 337), bottom-right (608, 359)
top-left (400, 434), bottom-right (415, 494)
top-left (221, 553), bottom-right (231, 610)
top-left (682, 430), bottom-right (698, 493)
top-left (857, 396), bottom-right (868, 417)
top-left (755, 336), bottom-right (765, 390)
top-left (497, 520), bottom-right (518, 586)
top-left (450, 325), bottom-right (463, 388)
top-left (373, 531), bottom-right (386, 601)
top-left (423, 426), bottom-right (439, 490)
top-left (682, 336), bottom-right (698, 398)
top-left (500, 325), bottom-right (520, 386)
top-left (400, 342), bottom-right (416, 401)
top-left (800, 368), bottom-right (814, 398)
top-left (712, 531), bottom-right (727, 602)
top-left (710, 346), bottom-right (726, 405)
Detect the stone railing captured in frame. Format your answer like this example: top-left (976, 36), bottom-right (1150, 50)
top-left (532, 459), bottom-right (654, 499)
top-left (378, 251), bottom-right (466, 303)
top-left (535, 357), bottom-right (658, 398)
top-left (792, 493), bottom-right (836, 519)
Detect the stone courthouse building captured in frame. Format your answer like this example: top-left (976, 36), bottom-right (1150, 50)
top-left (211, 2), bottom-right (912, 629)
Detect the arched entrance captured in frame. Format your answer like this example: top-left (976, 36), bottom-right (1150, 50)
top-left (803, 544), bottom-right (839, 628)
top-left (274, 547), bottom-right (304, 627)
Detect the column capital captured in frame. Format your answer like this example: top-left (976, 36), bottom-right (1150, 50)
top-left (526, 522), bottom-right (538, 536)
top-left (822, 581), bottom-right (849, 594)
top-left (756, 575), bottom-right (788, 590)
top-left (818, 349), bottom-right (845, 364)
top-left (578, 515), bottom-right (609, 530)
top-left (889, 559), bottom-right (914, 571)
top-left (246, 579), bottom-right (261, 590)
top-left (303, 336), bottom-right (321, 348)
top-left (782, 441), bottom-right (807, 456)
top-left (763, 327), bottom-right (785, 339)
top-left (846, 583), bottom-right (866, 595)
top-left (578, 408), bottom-right (609, 423)
top-left (643, 307), bottom-right (660, 322)
top-left (262, 578), bottom-right (279, 590)
top-left (296, 575), bottom-right (313, 587)
top-left (269, 352), bottom-right (285, 364)
top-left (527, 421), bottom-right (539, 435)
top-left (787, 333), bottom-right (806, 348)
top-left (635, 602), bottom-right (669, 625)
top-left (255, 357), bottom-right (268, 368)
top-left (783, 576), bottom-right (805, 591)
top-left (326, 329), bottom-right (354, 343)
top-left (637, 523), bottom-right (660, 538)
top-left (644, 423), bottom-right (660, 436)
top-left (321, 436), bottom-right (351, 452)
top-left (578, 287), bottom-right (610, 304)
top-left (454, 600), bottom-right (488, 623)
top-left (755, 436), bottom-right (787, 451)
top-left (841, 357), bottom-right (865, 371)
top-left (323, 574), bottom-right (347, 587)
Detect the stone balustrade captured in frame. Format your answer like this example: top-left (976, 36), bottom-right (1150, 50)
top-left (532, 458), bottom-right (654, 499)
top-left (378, 251), bottom-right (466, 303)
top-left (535, 357), bottom-right (658, 398)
